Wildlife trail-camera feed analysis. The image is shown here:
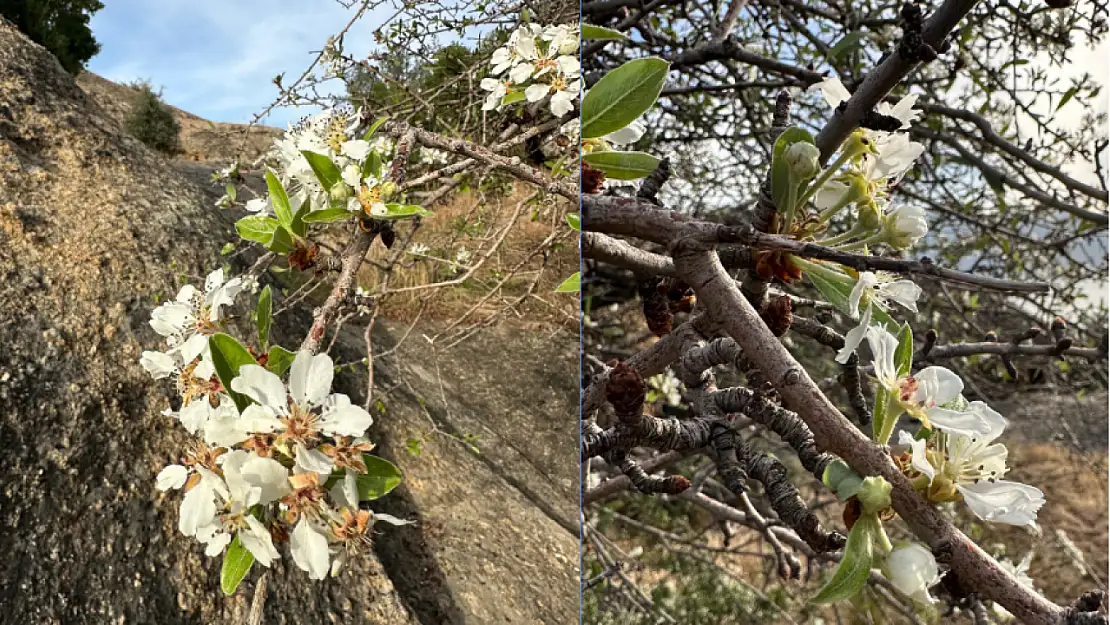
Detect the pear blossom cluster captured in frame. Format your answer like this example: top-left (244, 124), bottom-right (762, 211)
top-left (141, 270), bottom-right (409, 582)
top-left (856, 324), bottom-right (1047, 530)
top-left (779, 76), bottom-right (929, 261)
top-left (481, 23), bottom-right (581, 117)
top-left (252, 107), bottom-right (395, 218)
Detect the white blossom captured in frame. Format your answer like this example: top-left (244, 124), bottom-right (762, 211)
top-left (900, 402), bottom-right (1045, 527)
top-left (883, 543), bottom-right (941, 604)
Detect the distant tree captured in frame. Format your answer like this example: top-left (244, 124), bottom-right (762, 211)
top-left (125, 80), bottom-right (180, 155)
top-left (0, 0), bottom-right (103, 74)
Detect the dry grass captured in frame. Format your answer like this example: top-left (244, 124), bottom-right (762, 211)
top-left (357, 183), bottom-right (578, 330)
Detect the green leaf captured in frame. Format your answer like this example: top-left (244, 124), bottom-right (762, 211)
top-left (811, 515), bottom-right (878, 604)
top-left (225, 183), bottom-right (237, 202)
top-left (209, 333), bottom-right (260, 412)
top-left (301, 150), bottom-right (342, 192)
top-left (357, 454), bottom-right (402, 500)
top-left (290, 196), bottom-right (309, 238)
top-left (582, 24), bottom-right (629, 41)
top-left (266, 345), bottom-right (296, 375)
top-left (501, 91), bottom-right (527, 106)
top-left (872, 387), bottom-right (889, 443)
top-left (302, 208), bottom-right (354, 224)
top-left (256, 285), bottom-right (272, 350)
top-left (822, 460), bottom-right (865, 501)
top-left (894, 323), bottom-right (913, 378)
top-left (829, 31), bottom-right (864, 61)
top-left (264, 169), bottom-right (294, 230)
top-left (362, 116), bottom-right (389, 142)
top-left (581, 57), bottom-right (670, 139)
top-left (236, 216), bottom-right (280, 245)
top-left (771, 127), bottom-right (816, 210)
top-left (362, 150), bottom-right (383, 181)
top-left (582, 151), bottom-right (661, 180)
top-left (220, 535), bottom-right (255, 595)
top-left (565, 213), bottom-right (581, 231)
top-left (1056, 86), bottom-right (1077, 112)
top-left (267, 225), bottom-right (294, 254)
top-left (378, 204), bottom-right (434, 220)
top-left (555, 272), bottom-right (580, 293)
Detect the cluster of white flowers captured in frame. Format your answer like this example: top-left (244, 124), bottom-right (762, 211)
top-left (804, 76), bottom-right (929, 251)
top-left (142, 271), bottom-right (409, 581)
top-left (141, 268), bottom-right (246, 381)
top-left (252, 107), bottom-right (393, 217)
top-left (481, 23), bottom-right (581, 118)
top-left (852, 325), bottom-right (1046, 530)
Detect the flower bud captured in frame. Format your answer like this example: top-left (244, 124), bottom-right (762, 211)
top-left (883, 204), bottom-right (929, 249)
top-left (882, 543), bottom-right (940, 605)
top-left (857, 475), bottom-right (892, 515)
top-left (785, 141), bottom-right (821, 179)
top-left (379, 181), bottom-right (398, 202)
top-left (330, 182), bottom-right (353, 205)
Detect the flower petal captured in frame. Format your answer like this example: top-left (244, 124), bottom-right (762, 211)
top-left (319, 393), bottom-right (374, 437)
top-left (835, 303), bottom-right (872, 365)
top-left (156, 464), bottom-right (189, 491)
top-left (240, 516), bottom-right (280, 566)
top-left (897, 430), bottom-right (935, 482)
top-left (289, 351), bottom-right (333, 407)
top-left (291, 518), bottom-right (331, 580)
top-left (958, 480), bottom-right (1045, 527)
top-left (231, 365), bottom-right (288, 412)
top-left (294, 442), bottom-right (335, 475)
top-left (140, 351), bottom-right (177, 380)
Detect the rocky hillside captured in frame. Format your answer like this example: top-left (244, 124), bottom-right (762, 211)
top-left (0, 17), bottom-right (577, 624)
top-left (75, 71), bottom-right (282, 163)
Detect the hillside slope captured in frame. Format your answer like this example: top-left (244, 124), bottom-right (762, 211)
top-left (0, 18), bottom-right (576, 624)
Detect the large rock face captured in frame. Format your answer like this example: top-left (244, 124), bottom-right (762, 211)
top-left (0, 18), bottom-right (577, 624)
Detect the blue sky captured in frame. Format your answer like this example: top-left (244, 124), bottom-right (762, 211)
top-left (87, 0), bottom-right (384, 128)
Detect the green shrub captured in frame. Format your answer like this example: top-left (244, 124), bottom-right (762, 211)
top-left (125, 81), bottom-right (180, 154)
top-left (0, 0), bottom-right (103, 74)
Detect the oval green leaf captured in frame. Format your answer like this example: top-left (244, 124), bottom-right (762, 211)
top-left (236, 216), bottom-right (280, 245)
top-left (256, 285), bottom-right (272, 350)
top-left (581, 58), bottom-right (670, 139)
top-left (565, 213), bottom-right (581, 231)
top-left (378, 204), bottom-right (434, 220)
top-left (266, 345), bottom-right (296, 376)
top-left (357, 454), bottom-right (403, 501)
top-left (362, 115), bottom-right (389, 142)
top-left (582, 24), bottom-right (629, 41)
top-left (894, 323), bottom-right (914, 378)
top-left (302, 208), bottom-right (355, 224)
top-left (209, 333), bottom-right (259, 412)
top-left (220, 535), bottom-right (255, 595)
top-left (582, 151), bottom-right (661, 180)
top-left (301, 150), bottom-right (342, 192)
top-left (264, 169), bottom-right (293, 230)
top-left (811, 515), bottom-right (877, 604)
top-left (555, 272), bottom-right (580, 293)
top-left (362, 150), bottom-right (383, 181)
top-left (266, 224), bottom-right (294, 255)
